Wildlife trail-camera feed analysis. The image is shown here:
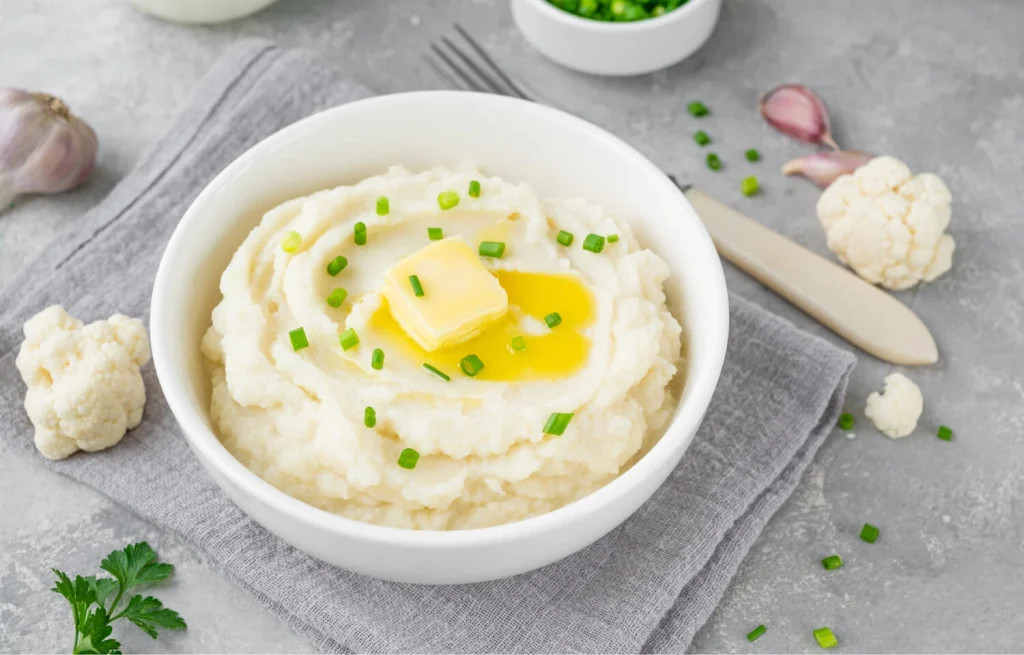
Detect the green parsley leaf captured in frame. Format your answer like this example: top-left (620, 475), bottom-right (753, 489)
top-left (75, 606), bottom-right (121, 654)
top-left (119, 595), bottom-right (187, 639)
top-left (100, 542), bottom-right (174, 590)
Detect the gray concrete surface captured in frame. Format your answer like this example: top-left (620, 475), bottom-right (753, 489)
top-left (1, 0), bottom-right (1022, 652)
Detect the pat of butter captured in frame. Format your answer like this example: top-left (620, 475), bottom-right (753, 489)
top-left (382, 238), bottom-right (508, 352)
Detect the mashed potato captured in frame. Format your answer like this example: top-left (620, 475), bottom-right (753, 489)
top-left (202, 167), bottom-right (682, 529)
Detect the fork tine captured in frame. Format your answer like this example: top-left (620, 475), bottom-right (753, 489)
top-left (453, 23), bottom-right (533, 101)
top-left (424, 55), bottom-right (464, 90)
top-left (440, 36), bottom-right (507, 96)
top-left (430, 44), bottom-right (486, 92)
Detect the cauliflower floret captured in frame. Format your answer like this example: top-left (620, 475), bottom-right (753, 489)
top-left (817, 156), bottom-right (955, 290)
top-left (15, 305), bottom-right (151, 460)
top-left (864, 373), bottom-right (923, 439)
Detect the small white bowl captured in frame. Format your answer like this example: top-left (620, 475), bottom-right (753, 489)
top-left (151, 91), bottom-right (728, 584)
top-left (511, 0), bottom-right (722, 76)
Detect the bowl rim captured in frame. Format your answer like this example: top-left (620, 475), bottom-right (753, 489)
top-left (520, 0), bottom-right (713, 31)
top-left (151, 90), bottom-right (729, 549)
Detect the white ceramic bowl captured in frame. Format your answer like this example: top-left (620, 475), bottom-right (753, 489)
top-left (151, 91), bottom-right (728, 584)
top-left (511, 0), bottom-right (721, 76)
top-left (127, 0), bottom-right (278, 24)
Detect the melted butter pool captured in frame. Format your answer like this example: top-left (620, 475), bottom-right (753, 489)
top-left (369, 270), bottom-right (596, 382)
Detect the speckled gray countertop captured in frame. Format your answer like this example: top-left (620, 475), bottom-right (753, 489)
top-left (2, 0), bottom-right (1022, 652)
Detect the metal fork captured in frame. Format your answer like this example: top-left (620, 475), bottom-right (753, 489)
top-left (421, 26), bottom-right (939, 366)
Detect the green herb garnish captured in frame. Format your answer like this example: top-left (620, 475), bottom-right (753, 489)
top-left (544, 312), bottom-right (562, 328)
top-left (326, 255), bottom-right (348, 277)
top-left (509, 336), bottom-right (527, 352)
top-left (371, 348), bottom-right (385, 371)
top-left (741, 176), bottom-right (759, 196)
top-left (860, 523), bottom-right (880, 543)
top-left (694, 130), bottom-right (711, 146)
top-left (427, 227), bottom-right (444, 241)
top-left (281, 230), bottom-right (302, 253)
top-left (838, 412), bottom-right (855, 431)
top-left (422, 363), bottom-right (450, 381)
top-left (543, 412), bottom-right (574, 436)
top-left (409, 274), bottom-right (425, 298)
top-left (556, 230), bottom-right (574, 247)
top-left (468, 180), bottom-right (481, 198)
top-left (289, 327), bottom-right (309, 351)
top-left (582, 233), bottom-right (605, 253)
top-left (687, 101), bottom-right (709, 117)
top-left (460, 354), bottom-right (485, 377)
top-left (813, 627), bottom-right (838, 649)
top-left (326, 288), bottom-right (348, 308)
top-left (339, 328), bottom-right (359, 351)
top-left (376, 196), bottom-right (390, 216)
top-left (354, 221), bottom-right (367, 246)
top-left (821, 554), bottom-right (843, 570)
top-left (747, 625), bottom-right (767, 642)
top-left (398, 448), bottom-right (420, 469)
top-left (438, 190), bottom-right (460, 210)
top-left (364, 406), bottom-right (376, 428)
top-left (706, 153), bottom-right (722, 171)
top-left (545, 0), bottom-right (691, 22)
top-left (745, 148), bottom-right (761, 162)
top-left (607, 234), bottom-right (619, 243)
top-left (937, 425), bottom-right (953, 441)
top-left (479, 241), bottom-right (506, 258)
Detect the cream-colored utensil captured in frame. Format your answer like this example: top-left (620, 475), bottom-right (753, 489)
top-left (683, 187), bottom-right (938, 365)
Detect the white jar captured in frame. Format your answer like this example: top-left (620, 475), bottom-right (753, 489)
top-left (127, 0), bottom-right (279, 24)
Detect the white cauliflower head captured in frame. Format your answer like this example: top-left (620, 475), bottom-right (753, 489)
top-left (15, 305), bottom-right (151, 460)
top-left (864, 373), bottom-right (923, 439)
top-left (817, 156), bottom-right (955, 290)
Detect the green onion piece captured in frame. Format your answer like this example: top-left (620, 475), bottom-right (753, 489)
top-left (397, 447), bottom-right (420, 470)
top-left (460, 354), bottom-right (484, 377)
top-left (860, 523), bottom-right (880, 543)
top-left (437, 190), bottom-right (460, 210)
top-left (745, 148), bottom-right (761, 162)
top-left (354, 221), bottom-right (367, 246)
top-left (427, 227), bottom-right (443, 241)
top-left (543, 412), bottom-right (574, 436)
top-left (339, 328), bottom-right (359, 351)
top-left (409, 274), bottom-right (425, 298)
top-left (706, 153), bottom-right (722, 171)
top-left (281, 230), bottom-right (302, 253)
top-left (371, 348), bottom-right (385, 371)
top-left (376, 196), bottom-right (390, 216)
top-left (556, 230), bottom-right (574, 247)
top-left (813, 627), bottom-right (838, 649)
top-left (747, 625), bottom-right (767, 642)
top-left (544, 312), bottom-right (562, 328)
top-left (326, 255), bottom-right (348, 276)
top-left (937, 425), bottom-right (953, 441)
top-left (422, 363), bottom-right (450, 381)
top-left (821, 554), bottom-right (843, 570)
top-left (582, 233), bottom-right (605, 253)
top-left (478, 241), bottom-right (506, 258)
top-left (288, 327), bottom-right (308, 351)
top-left (364, 406), bottom-right (376, 428)
top-left (838, 412), bottom-right (855, 431)
top-left (326, 287), bottom-right (348, 308)
top-left (693, 130), bottom-right (711, 146)
top-left (741, 176), bottom-right (759, 197)
top-left (607, 234), bottom-right (619, 243)
top-left (509, 336), bottom-right (526, 352)
top-left (468, 180), bottom-right (481, 198)
top-left (687, 101), bottom-right (709, 117)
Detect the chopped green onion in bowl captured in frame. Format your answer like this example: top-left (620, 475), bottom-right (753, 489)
top-left (326, 255), bottom-right (348, 276)
top-left (326, 287), bottom-right (348, 308)
top-left (427, 227), bottom-right (443, 241)
top-left (371, 348), bottom-right (385, 371)
top-left (556, 230), bottom-right (574, 246)
top-left (582, 233), bottom-right (605, 253)
top-left (545, 0), bottom-right (693, 22)
top-left (409, 274), bottom-right (425, 298)
top-left (376, 196), bottom-right (390, 216)
top-left (479, 241), bottom-right (506, 258)
top-left (397, 447), bottom-right (420, 469)
top-left (281, 230), bottom-right (302, 253)
top-left (460, 354), bottom-right (485, 377)
top-left (543, 412), bottom-right (574, 435)
top-left (339, 328), bottom-right (359, 351)
top-left (468, 180), bottom-right (481, 198)
top-left (288, 327), bottom-right (308, 351)
top-left (438, 190), bottom-right (460, 210)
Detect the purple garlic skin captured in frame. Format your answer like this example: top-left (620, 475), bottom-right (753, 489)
top-left (760, 84), bottom-right (839, 150)
top-left (0, 89), bottom-right (98, 209)
top-left (781, 151), bottom-right (873, 188)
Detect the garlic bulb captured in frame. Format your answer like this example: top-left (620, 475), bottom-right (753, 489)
top-left (0, 89), bottom-right (98, 209)
top-left (782, 151), bottom-right (872, 188)
top-left (760, 84), bottom-right (839, 150)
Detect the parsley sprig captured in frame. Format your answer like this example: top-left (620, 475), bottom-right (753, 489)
top-left (51, 542), bottom-right (186, 654)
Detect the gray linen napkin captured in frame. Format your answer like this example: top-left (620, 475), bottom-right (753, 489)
top-left (0, 41), bottom-right (856, 653)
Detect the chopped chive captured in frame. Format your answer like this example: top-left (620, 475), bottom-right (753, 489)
top-left (813, 627), bottom-right (838, 649)
top-left (607, 234), bottom-right (619, 243)
top-left (479, 241), bottom-right (506, 258)
top-left (745, 148), bottom-right (761, 162)
top-left (376, 196), bottom-right (390, 216)
top-left (838, 412), bottom-right (855, 431)
top-left (437, 190), bottom-right (460, 210)
top-left (409, 274), bottom-right (425, 298)
top-left (397, 447), bottom-right (420, 469)
top-left (747, 625), bottom-right (767, 642)
top-left (937, 425), bottom-right (953, 441)
top-left (582, 233), bottom-right (605, 253)
top-left (427, 227), bottom-right (443, 240)
top-left (364, 406), bottom-right (376, 428)
top-left (326, 255), bottom-right (348, 276)
top-left (281, 231), bottom-right (302, 253)
top-left (371, 347), bottom-right (385, 371)
top-left (354, 221), bottom-right (367, 245)
top-left (339, 328), bottom-right (359, 351)
top-left (544, 312), bottom-right (562, 328)
top-left (422, 363), bottom-right (450, 381)
top-left (687, 101), bottom-right (709, 117)
top-left (460, 354), bottom-right (484, 377)
top-left (741, 176), bottom-right (760, 197)
top-left (706, 153), bottom-right (722, 171)
top-left (468, 180), bottom-right (481, 198)
top-left (509, 336), bottom-right (526, 352)
top-left (288, 327), bottom-right (308, 351)
top-left (556, 230), bottom-right (574, 247)
top-left (326, 287), bottom-right (348, 308)
top-left (693, 130), bottom-right (711, 146)
top-left (860, 523), bottom-right (880, 543)
top-left (543, 412), bottom-right (574, 436)
top-left (821, 554), bottom-right (843, 570)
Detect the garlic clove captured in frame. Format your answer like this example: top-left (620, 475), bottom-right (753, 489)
top-left (760, 84), bottom-right (839, 150)
top-left (0, 89), bottom-right (97, 210)
top-left (782, 151), bottom-right (873, 188)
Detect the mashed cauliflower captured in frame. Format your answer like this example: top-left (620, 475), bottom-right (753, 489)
top-left (202, 167), bottom-right (682, 530)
